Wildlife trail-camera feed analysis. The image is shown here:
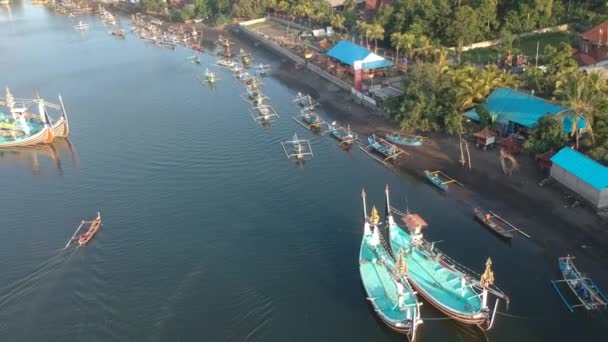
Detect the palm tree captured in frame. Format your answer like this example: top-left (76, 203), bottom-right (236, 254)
top-left (391, 32), bottom-right (405, 67)
top-left (401, 32), bottom-right (416, 62)
top-left (356, 21), bottom-right (369, 47)
top-left (554, 71), bottom-right (603, 144)
top-left (368, 23), bottom-right (384, 53)
top-left (331, 13), bottom-right (346, 35)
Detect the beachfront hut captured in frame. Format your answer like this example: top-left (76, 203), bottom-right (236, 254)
top-left (326, 40), bottom-right (393, 91)
top-left (550, 147), bottom-right (608, 209)
top-left (473, 127), bottom-right (497, 150)
top-left (464, 88), bottom-right (586, 136)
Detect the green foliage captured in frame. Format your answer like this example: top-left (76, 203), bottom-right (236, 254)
top-left (194, 0), bottom-right (209, 19)
top-left (543, 42), bottom-right (578, 76)
top-left (476, 105), bottom-right (493, 128)
top-left (448, 5), bottom-right (481, 61)
top-left (142, 0), bottom-right (166, 13)
top-left (522, 115), bottom-right (566, 153)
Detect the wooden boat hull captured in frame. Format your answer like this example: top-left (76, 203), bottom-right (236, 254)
top-left (51, 117), bottom-right (69, 138)
top-left (0, 126), bottom-right (54, 148)
top-left (78, 215), bottom-right (102, 246)
top-left (473, 208), bottom-right (513, 239)
top-left (424, 171), bottom-right (447, 191)
top-left (386, 134), bottom-right (422, 147)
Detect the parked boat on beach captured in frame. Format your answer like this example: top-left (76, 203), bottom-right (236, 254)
top-left (360, 189), bottom-right (422, 340)
top-left (384, 186), bottom-right (509, 330)
top-left (385, 132), bottom-right (423, 147)
top-left (473, 208), bottom-right (513, 240)
top-left (551, 256), bottom-right (608, 312)
top-left (424, 170), bottom-right (462, 191)
top-left (362, 134), bottom-right (402, 162)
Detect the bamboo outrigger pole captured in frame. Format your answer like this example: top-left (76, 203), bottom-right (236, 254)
top-left (65, 221), bottom-right (85, 249)
top-left (488, 210), bottom-right (531, 239)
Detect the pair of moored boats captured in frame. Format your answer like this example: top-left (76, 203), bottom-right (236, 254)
top-left (359, 186), bottom-right (510, 340)
top-left (0, 88), bottom-right (70, 148)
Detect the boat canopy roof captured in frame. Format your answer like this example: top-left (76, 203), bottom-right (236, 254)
top-left (402, 213), bottom-right (428, 230)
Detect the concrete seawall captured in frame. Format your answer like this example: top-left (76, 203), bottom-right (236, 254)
top-left (236, 18), bottom-right (353, 93)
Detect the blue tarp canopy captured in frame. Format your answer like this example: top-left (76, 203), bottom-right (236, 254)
top-left (464, 88), bottom-right (586, 133)
top-left (327, 40), bottom-right (393, 70)
top-left (551, 147), bottom-right (608, 190)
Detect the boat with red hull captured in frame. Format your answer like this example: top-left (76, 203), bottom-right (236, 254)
top-left (65, 212), bottom-right (102, 248)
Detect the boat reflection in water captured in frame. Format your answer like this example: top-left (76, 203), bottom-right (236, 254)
top-left (0, 138), bottom-right (78, 176)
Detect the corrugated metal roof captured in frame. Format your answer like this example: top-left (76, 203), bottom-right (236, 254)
top-left (464, 88), bottom-right (586, 133)
top-left (551, 147), bottom-right (608, 191)
top-left (327, 40), bottom-right (393, 70)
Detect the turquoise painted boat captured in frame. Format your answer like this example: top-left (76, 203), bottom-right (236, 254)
top-left (383, 186), bottom-right (509, 331)
top-left (360, 190), bottom-right (422, 340)
top-left (386, 133), bottom-right (423, 147)
top-left (328, 122), bottom-right (356, 146)
top-left (424, 170), bottom-right (448, 191)
top-left (551, 256), bottom-right (608, 312)
top-left (367, 134), bottom-right (400, 159)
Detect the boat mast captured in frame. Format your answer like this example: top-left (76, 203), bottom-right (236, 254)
top-left (385, 185), bottom-right (395, 226)
top-left (362, 189), bottom-right (371, 236)
top-left (5, 87), bottom-right (16, 119)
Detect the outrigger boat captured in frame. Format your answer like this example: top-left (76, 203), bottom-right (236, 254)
top-left (64, 212), bottom-right (102, 248)
top-left (360, 190), bottom-right (422, 340)
top-left (386, 132), bottom-right (423, 147)
top-left (186, 55), bottom-right (201, 65)
top-left (216, 58), bottom-right (237, 68)
top-left (473, 208), bottom-right (513, 240)
top-left (73, 21), bottom-right (89, 31)
top-left (293, 92), bottom-right (315, 108)
top-left (191, 43), bottom-right (204, 52)
top-left (324, 121), bottom-right (357, 147)
top-left (111, 29), bottom-right (126, 38)
top-left (241, 90), bottom-right (268, 106)
top-left (362, 134), bottom-right (403, 161)
top-left (292, 105), bottom-right (324, 132)
top-left (551, 256), bottom-right (608, 312)
top-left (424, 170), bottom-right (462, 191)
top-left (250, 105), bottom-right (279, 123)
top-left (246, 77), bottom-right (263, 91)
top-left (384, 186), bottom-right (509, 330)
top-left (281, 133), bottom-right (313, 161)
top-left (255, 63), bottom-right (271, 76)
top-left (204, 68), bottom-right (218, 84)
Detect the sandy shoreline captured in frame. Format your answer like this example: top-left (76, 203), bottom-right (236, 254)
top-left (229, 30), bottom-right (608, 267)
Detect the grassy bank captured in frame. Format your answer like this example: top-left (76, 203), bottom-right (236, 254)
top-left (462, 31), bottom-right (579, 65)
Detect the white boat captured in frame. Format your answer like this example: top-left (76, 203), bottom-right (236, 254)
top-left (216, 59), bottom-right (237, 68)
top-left (73, 21), bottom-right (89, 31)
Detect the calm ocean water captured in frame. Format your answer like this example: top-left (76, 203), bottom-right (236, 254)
top-left (0, 3), bottom-right (607, 341)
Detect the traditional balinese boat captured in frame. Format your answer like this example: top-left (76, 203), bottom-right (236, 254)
top-left (326, 121), bottom-right (356, 147)
top-left (255, 63), bottom-right (271, 76)
top-left (293, 92), bottom-right (315, 108)
top-left (551, 255), bottom-right (608, 312)
top-left (64, 212), bottom-right (102, 248)
top-left (293, 106), bottom-right (323, 132)
top-left (111, 29), bottom-right (126, 38)
top-left (250, 105), bottom-right (279, 123)
top-left (205, 69), bottom-right (217, 83)
top-left (363, 134), bottom-right (402, 161)
top-left (386, 132), bottom-right (423, 147)
top-left (384, 186), bottom-right (509, 330)
top-left (360, 189), bottom-right (422, 340)
top-left (1, 90), bottom-right (56, 148)
top-left (73, 21), bottom-right (89, 31)
top-left (281, 133), bottom-right (313, 161)
top-left (473, 208), bottom-right (513, 240)
top-left (191, 43), bottom-right (204, 52)
top-left (216, 58), bottom-right (237, 68)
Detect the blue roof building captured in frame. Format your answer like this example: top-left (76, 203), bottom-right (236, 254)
top-left (327, 41), bottom-right (393, 70)
top-left (464, 88), bottom-right (586, 134)
top-left (550, 147), bottom-right (608, 209)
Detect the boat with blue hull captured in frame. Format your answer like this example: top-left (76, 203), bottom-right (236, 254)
top-left (385, 133), bottom-right (423, 147)
top-left (551, 256), bottom-right (608, 312)
top-left (383, 186), bottom-right (509, 330)
top-left (360, 189), bottom-right (422, 340)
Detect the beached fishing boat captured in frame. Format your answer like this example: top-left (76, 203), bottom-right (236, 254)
top-left (360, 189), bottom-right (422, 339)
top-left (384, 186), bottom-right (509, 330)
top-left (281, 133), bottom-right (313, 161)
top-left (326, 121), bottom-right (357, 146)
top-left (551, 256), bottom-right (608, 312)
top-left (424, 170), bottom-right (461, 191)
top-left (65, 212), bottom-right (102, 248)
top-left (362, 134), bottom-right (402, 162)
top-left (473, 208), bottom-right (513, 240)
top-left (386, 132), bottom-right (423, 147)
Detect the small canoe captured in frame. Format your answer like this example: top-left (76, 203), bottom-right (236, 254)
top-left (385, 133), bottom-right (422, 147)
top-left (78, 212), bottom-right (102, 246)
top-left (424, 170), bottom-right (448, 191)
top-left (473, 208), bottom-right (513, 239)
